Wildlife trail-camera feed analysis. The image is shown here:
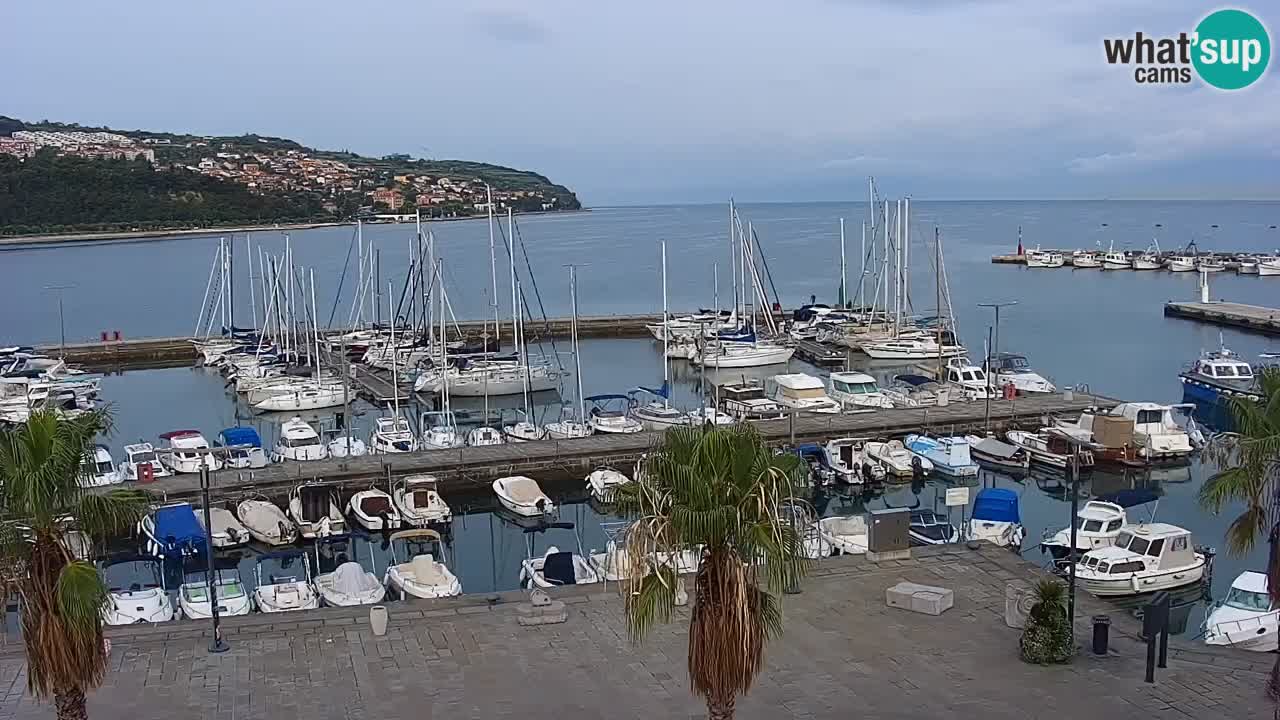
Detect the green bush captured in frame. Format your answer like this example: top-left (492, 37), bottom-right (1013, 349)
top-left (1019, 579), bottom-right (1073, 664)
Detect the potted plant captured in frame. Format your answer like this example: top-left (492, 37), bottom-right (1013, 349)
top-left (1019, 579), bottom-right (1073, 664)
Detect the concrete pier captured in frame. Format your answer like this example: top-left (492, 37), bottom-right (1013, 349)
top-left (1164, 300), bottom-right (1280, 336)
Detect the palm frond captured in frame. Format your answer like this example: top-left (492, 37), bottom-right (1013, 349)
top-left (71, 488), bottom-right (152, 541)
top-left (1226, 505), bottom-right (1267, 556)
top-left (625, 566), bottom-right (679, 641)
top-left (55, 561), bottom-right (107, 636)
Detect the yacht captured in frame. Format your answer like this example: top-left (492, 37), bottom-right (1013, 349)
top-left (628, 385), bottom-right (689, 431)
top-left (369, 415), bottom-right (419, 454)
top-left (968, 488), bottom-right (1025, 548)
top-left (987, 353), bottom-right (1056, 395)
top-left (822, 437), bottom-right (883, 484)
top-left (327, 433), bottom-right (368, 459)
top-left (413, 361), bottom-right (562, 397)
top-left (693, 341), bottom-right (795, 368)
top-left (503, 413), bottom-right (548, 442)
top-left (941, 360), bottom-right (994, 400)
top-left (881, 374), bottom-right (947, 408)
top-left (251, 378), bottom-right (347, 412)
top-left (80, 444), bottom-right (121, 488)
top-left (1179, 344), bottom-right (1262, 404)
top-left (860, 336), bottom-right (965, 361)
top-left (904, 435), bottom-right (979, 477)
top-left (1071, 251), bottom-right (1102, 268)
top-left (1237, 257), bottom-right (1260, 275)
top-left (119, 442), bottom-right (173, 482)
top-left (1203, 572), bottom-right (1278, 653)
top-left (1074, 524), bottom-right (1207, 596)
top-left (586, 395), bottom-right (644, 434)
top-left (157, 430), bottom-right (221, 474)
top-left (767, 373), bottom-right (841, 414)
top-left (865, 439), bottom-right (932, 477)
top-left (1166, 255), bottom-right (1197, 272)
top-left (100, 556), bottom-right (174, 625)
top-left (827, 372), bottom-right (893, 411)
top-left (271, 416), bottom-right (328, 462)
top-left (215, 427), bottom-right (269, 469)
top-left (252, 550), bottom-right (320, 613)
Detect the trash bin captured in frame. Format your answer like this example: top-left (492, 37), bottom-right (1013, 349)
top-left (1092, 615), bottom-right (1111, 655)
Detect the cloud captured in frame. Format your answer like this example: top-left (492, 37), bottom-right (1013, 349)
top-left (467, 9), bottom-right (550, 45)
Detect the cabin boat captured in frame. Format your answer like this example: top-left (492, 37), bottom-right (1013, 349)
top-left (1004, 429), bottom-right (1095, 470)
top-left (421, 411), bottom-right (466, 450)
top-left (865, 440), bottom-right (932, 477)
top-left (1197, 256), bottom-right (1226, 273)
top-left (392, 475), bottom-right (453, 527)
top-left (1259, 257), bottom-right (1280, 276)
top-left (1026, 250), bottom-right (1065, 268)
top-left (1040, 499), bottom-right (1135, 560)
top-left (1090, 403), bottom-right (1194, 461)
top-left (795, 443), bottom-right (838, 486)
top-left (816, 515), bottom-right (868, 555)
top-left (822, 437), bottom-right (884, 484)
top-left (968, 488), bottom-right (1025, 548)
top-left (1074, 524), bottom-right (1206, 597)
top-left (348, 488), bottom-right (402, 531)
top-left (715, 380), bottom-right (788, 421)
top-left (586, 467), bottom-right (630, 501)
top-left (827, 371), bottom-right (893, 411)
top-left (963, 435), bottom-right (1030, 471)
top-left (100, 556), bottom-right (174, 625)
top-left (777, 500), bottom-right (831, 559)
top-left (1238, 257), bottom-right (1260, 275)
top-left (288, 483), bottom-right (346, 538)
top-left (521, 545), bottom-right (602, 588)
top-left (384, 529), bottom-right (463, 599)
top-left (1179, 344), bottom-right (1262, 404)
top-left (586, 395), bottom-right (644, 434)
top-left (881, 374), bottom-right (947, 408)
top-left (194, 506), bottom-right (250, 549)
top-left (904, 435), bottom-right (978, 477)
top-left (767, 373), bottom-right (841, 414)
top-left (119, 442), bottom-right (172, 482)
top-left (941, 361), bottom-right (994, 400)
top-left (271, 416), bottom-right (328, 462)
top-left (80, 444), bottom-right (121, 487)
top-left (312, 535), bottom-right (386, 607)
top-left (492, 475), bottom-right (555, 517)
top-left (1167, 255), bottom-right (1197, 272)
top-left (138, 503), bottom-right (207, 561)
top-left (369, 415), bottom-right (419, 454)
top-left (1132, 249), bottom-right (1163, 270)
top-left (1101, 250), bottom-right (1131, 270)
top-left (987, 353), bottom-right (1055, 394)
top-left (216, 427), bottom-right (269, 468)
top-left (235, 497), bottom-right (298, 545)
top-left (1203, 572), bottom-right (1279, 653)
top-left (1071, 251), bottom-right (1102, 268)
top-left (253, 550), bottom-right (320, 613)
top-left (157, 430), bottom-right (221, 474)
top-left (177, 567), bottom-right (251, 619)
top-left (909, 510), bottom-right (959, 546)
top-left (628, 387), bottom-right (689, 431)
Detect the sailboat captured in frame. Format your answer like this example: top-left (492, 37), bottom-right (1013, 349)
top-left (422, 265), bottom-right (466, 450)
top-left (326, 337), bottom-right (368, 458)
top-left (545, 265), bottom-right (593, 440)
top-left (631, 241), bottom-right (692, 431)
top-left (503, 277), bottom-right (548, 442)
top-left (251, 269), bottom-right (347, 412)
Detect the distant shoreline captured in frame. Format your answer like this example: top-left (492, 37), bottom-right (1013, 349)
top-left (0, 208), bottom-right (591, 248)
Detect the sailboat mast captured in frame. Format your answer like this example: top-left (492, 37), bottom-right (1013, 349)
top-left (661, 240), bottom-right (669, 408)
top-left (728, 200), bottom-right (738, 321)
top-left (246, 235), bottom-right (258, 331)
top-left (881, 201), bottom-right (889, 333)
top-left (389, 280), bottom-right (399, 417)
top-left (487, 185), bottom-right (500, 344)
top-left (570, 265), bottom-right (585, 424)
top-left (858, 223), bottom-right (866, 310)
top-left (713, 262), bottom-right (719, 311)
top-left (427, 231), bottom-right (436, 348)
top-left (356, 219), bottom-right (365, 326)
top-left (903, 197), bottom-right (910, 317)
top-left (228, 235), bottom-right (235, 333)
top-left (310, 268), bottom-right (322, 378)
top-left (935, 227), bottom-right (943, 378)
top-left (839, 218), bottom-right (847, 308)
top-left (517, 279), bottom-right (531, 420)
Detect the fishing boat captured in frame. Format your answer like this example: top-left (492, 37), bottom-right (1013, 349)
top-left (904, 435), bottom-right (979, 477)
top-left (312, 535), bottom-right (386, 607)
top-left (347, 487), bottom-right (402, 531)
top-left (492, 475), bottom-right (555, 517)
top-left (827, 371), bottom-right (893, 411)
top-left (369, 414), bottom-right (419, 454)
top-left (865, 439), bottom-right (932, 477)
top-left (194, 506), bottom-right (250, 549)
top-left (1071, 251), bottom-right (1102, 268)
top-left (967, 488), bottom-right (1024, 548)
top-left (80, 444), bottom-right (121, 487)
top-left (119, 442), bottom-right (172, 481)
top-left (1027, 251), bottom-right (1065, 268)
top-left (252, 550), bottom-right (320, 613)
top-left (963, 434), bottom-right (1030, 471)
top-left (271, 416), bottom-right (328, 462)
top-left (586, 395), bottom-right (644, 434)
top-left (157, 430), bottom-right (221, 474)
top-left (177, 566), bottom-right (251, 619)
top-left (287, 483), bottom-right (346, 538)
top-left (822, 437), bottom-right (884, 484)
top-left (384, 529), bottom-right (463, 599)
top-left (100, 556), bottom-right (174, 625)
top-left (138, 503), bottom-right (207, 561)
top-left (767, 373), bottom-right (841, 414)
top-left (1203, 572), bottom-right (1278, 652)
top-left (1166, 255), bottom-right (1197, 272)
top-left (1074, 524), bottom-right (1207, 596)
top-left (1179, 343), bottom-right (1262, 404)
top-left (986, 353), bottom-right (1056, 394)
top-left (392, 474), bottom-right (453, 527)
top-left (909, 510), bottom-right (959, 546)
top-left (215, 427), bottom-right (269, 469)
top-left (1197, 256), bottom-right (1226, 273)
top-left (1260, 257), bottom-right (1280, 276)
top-left (1131, 247), bottom-right (1163, 270)
top-left (816, 515), bottom-right (868, 555)
top-left (235, 497), bottom-right (298, 545)
top-left (586, 467), bottom-right (630, 502)
top-left (1101, 249), bottom-right (1131, 270)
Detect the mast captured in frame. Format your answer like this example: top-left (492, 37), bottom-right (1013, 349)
top-left (246, 235), bottom-right (258, 331)
top-left (935, 227), bottom-right (943, 379)
top-left (356, 219), bottom-right (365, 326)
top-left (661, 241), bottom-right (669, 408)
top-left (310, 269), bottom-right (322, 379)
top-left (389, 280), bottom-right (399, 417)
top-left (487, 185), bottom-right (500, 344)
top-left (903, 197), bottom-right (910, 318)
top-left (427, 231), bottom-right (436, 349)
top-left (569, 265), bottom-right (585, 425)
top-left (713, 262), bottom-right (719, 311)
top-left (517, 279), bottom-right (532, 421)
top-left (881, 201), bottom-right (889, 335)
top-left (228, 235), bottom-right (235, 333)
top-left (728, 200), bottom-right (738, 322)
top-left (374, 249), bottom-right (382, 327)
top-left (858, 222), bottom-right (866, 310)
top-left (839, 218), bottom-right (847, 308)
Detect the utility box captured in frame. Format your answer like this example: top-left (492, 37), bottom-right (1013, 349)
top-left (868, 507), bottom-right (910, 555)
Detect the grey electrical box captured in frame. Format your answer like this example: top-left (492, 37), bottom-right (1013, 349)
top-left (868, 507), bottom-right (910, 553)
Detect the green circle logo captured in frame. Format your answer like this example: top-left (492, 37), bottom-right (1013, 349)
top-left (1192, 9), bottom-right (1270, 90)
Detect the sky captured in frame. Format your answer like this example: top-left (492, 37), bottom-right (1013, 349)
top-left (3, 1), bottom-right (1277, 205)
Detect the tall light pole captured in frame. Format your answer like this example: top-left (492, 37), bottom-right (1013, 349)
top-left (44, 284), bottom-right (74, 358)
top-left (978, 301), bottom-right (1018, 426)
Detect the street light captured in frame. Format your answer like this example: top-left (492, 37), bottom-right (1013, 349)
top-left (44, 284), bottom-right (74, 358)
top-left (1046, 428), bottom-right (1102, 644)
top-left (978, 301), bottom-right (1017, 427)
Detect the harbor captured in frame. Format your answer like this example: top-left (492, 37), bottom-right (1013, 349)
top-left (1164, 300), bottom-right (1280, 336)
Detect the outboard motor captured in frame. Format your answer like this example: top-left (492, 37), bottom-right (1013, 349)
top-left (911, 456), bottom-right (924, 480)
top-left (861, 462), bottom-right (875, 484)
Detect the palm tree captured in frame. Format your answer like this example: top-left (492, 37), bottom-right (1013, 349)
top-left (0, 409), bottom-right (150, 720)
top-left (612, 423), bottom-right (809, 720)
top-left (1018, 579), bottom-right (1071, 664)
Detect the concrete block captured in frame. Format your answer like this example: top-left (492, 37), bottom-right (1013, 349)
top-left (867, 548), bottom-right (912, 563)
top-left (516, 590), bottom-right (568, 626)
top-left (885, 582), bottom-right (954, 616)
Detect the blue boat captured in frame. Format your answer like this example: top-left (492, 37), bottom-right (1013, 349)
top-left (904, 434), bottom-right (979, 478)
top-left (967, 488), bottom-right (1025, 548)
top-left (1178, 344), bottom-right (1261, 431)
top-left (216, 426), bottom-right (269, 469)
top-left (139, 503), bottom-right (208, 561)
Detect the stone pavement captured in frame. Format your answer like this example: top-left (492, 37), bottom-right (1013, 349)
top-left (0, 545), bottom-right (1272, 719)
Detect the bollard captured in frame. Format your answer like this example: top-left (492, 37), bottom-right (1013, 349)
top-left (1091, 615), bottom-right (1110, 655)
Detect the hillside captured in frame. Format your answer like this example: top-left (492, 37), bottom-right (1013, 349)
top-left (0, 117), bottom-right (582, 237)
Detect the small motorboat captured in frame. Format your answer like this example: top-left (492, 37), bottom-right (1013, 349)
top-left (271, 416), bottom-right (328, 462)
top-left (79, 444), bottom-right (121, 488)
top-left (904, 435), bottom-right (979, 478)
top-left (963, 435), bottom-right (1030, 471)
top-left (1101, 249), bottom-right (1131, 270)
top-left (235, 497), bottom-right (298, 545)
top-left (521, 545), bottom-right (603, 588)
top-left (312, 535), bottom-right (386, 607)
top-left (586, 467), bottom-right (630, 502)
top-left (369, 415), bottom-right (419, 454)
top-left (1071, 251), bottom-right (1102, 268)
top-left (287, 483), bottom-right (346, 538)
top-left (865, 440), bottom-right (932, 478)
top-left (392, 475), bottom-right (453, 527)
top-left (1039, 491), bottom-right (1156, 561)
top-left (177, 566), bottom-right (252, 619)
top-left (777, 500), bottom-right (831, 559)
top-left (986, 353), bottom-right (1055, 395)
top-left (628, 385), bottom-right (689, 432)
top-left (1203, 571), bottom-right (1278, 653)
top-left (252, 550), bottom-right (320, 613)
top-left (880, 374), bottom-right (948, 408)
top-left (586, 395), bottom-right (644, 434)
top-left (421, 411), bottom-right (466, 450)
top-left (119, 442), bottom-right (172, 482)
top-left (967, 488), bottom-right (1025, 548)
top-left (348, 488), bottom-right (402, 531)
top-left (816, 515), bottom-right (868, 555)
top-left (827, 371), bottom-right (894, 411)
top-left (492, 475), bottom-right (555, 517)
top-left (194, 505), bottom-right (250, 549)
top-left (100, 555), bottom-right (174, 625)
top-left (384, 529), bottom-right (463, 599)
top-left (157, 430), bottom-right (222, 474)
top-left (908, 510), bottom-right (959, 546)
top-left (545, 406), bottom-right (594, 439)
top-left (767, 373), bottom-right (841, 414)
top-left (138, 503), bottom-right (207, 561)
top-left (466, 425), bottom-right (506, 447)
top-left (1074, 524), bottom-right (1207, 597)
top-left (216, 426), bottom-right (269, 469)
top-left (822, 437), bottom-right (884, 484)
top-left (327, 433), bottom-right (369, 459)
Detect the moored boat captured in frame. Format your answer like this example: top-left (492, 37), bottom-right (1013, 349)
top-left (1203, 571), bottom-right (1278, 652)
top-left (1073, 523), bottom-right (1207, 597)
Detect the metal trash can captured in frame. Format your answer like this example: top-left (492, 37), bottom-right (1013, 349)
top-left (1092, 615), bottom-right (1111, 655)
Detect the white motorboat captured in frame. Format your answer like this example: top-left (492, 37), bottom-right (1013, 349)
top-left (586, 394), bottom-right (644, 434)
top-left (392, 475), bottom-right (453, 527)
top-left (685, 406), bottom-right (735, 426)
top-left (940, 360), bottom-right (994, 400)
top-left (967, 488), bottom-right (1025, 548)
top-left (1203, 571), bottom-right (1278, 652)
top-left (1071, 251), bottom-right (1102, 268)
top-left (215, 427), bottom-right (269, 469)
top-left (235, 497), bottom-right (298, 545)
top-left (1259, 257), bottom-right (1280, 276)
top-left (252, 550), bottom-right (320, 613)
top-left (421, 411), bottom-right (466, 450)
top-left (101, 557), bottom-right (174, 625)
top-left (369, 415), bottom-right (419, 454)
top-left (177, 568), bottom-right (252, 619)
top-left (138, 503), bottom-right (207, 561)
top-left (312, 535), bottom-right (386, 607)
top-left (586, 467), bottom-right (630, 502)
top-left (1040, 499), bottom-right (1135, 561)
top-left (1237, 257), bottom-right (1260, 275)
top-left (1101, 250), bottom-right (1131, 270)
top-left (492, 475), bottom-right (555, 517)
top-left (288, 483), bottom-right (346, 538)
top-left (1132, 251), bottom-right (1163, 270)
top-left (327, 434), bottom-right (368, 458)
top-left (767, 373), bottom-right (841, 414)
top-left (881, 374), bottom-right (948, 408)
top-left (1025, 249), bottom-right (1064, 268)
top-left (816, 515), bottom-right (868, 555)
top-left (860, 337), bottom-right (965, 360)
top-left (987, 353), bottom-right (1055, 394)
top-left (271, 416), bottom-right (328, 462)
top-left (716, 379), bottom-right (789, 422)
top-left (80, 444), bottom-right (121, 488)
top-left (909, 510), bottom-right (959, 546)
top-left (629, 385), bottom-right (690, 431)
top-left (545, 417), bottom-right (593, 439)
top-left (194, 506), bottom-right (250, 549)
top-left (1074, 524), bottom-right (1206, 596)
top-left (904, 434), bottom-right (979, 478)
top-left (347, 488), bottom-right (403, 531)
top-left (1197, 256), bottom-right (1226, 273)
top-left (384, 529), bottom-right (463, 599)
top-left (466, 426), bottom-right (505, 447)
top-left (521, 545), bottom-right (602, 588)
top-left (1096, 402), bottom-right (1195, 461)
top-left (827, 372), bottom-right (893, 411)
top-left (157, 430), bottom-right (221, 474)
top-left (1166, 255), bottom-right (1197, 272)
top-left (865, 439), bottom-right (932, 477)
top-left (822, 437), bottom-right (883, 484)
top-left (119, 442), bottom-right (172, 482)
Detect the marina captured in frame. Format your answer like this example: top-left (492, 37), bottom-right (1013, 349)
top-left (1164, 300), bottom-right (1280, 336)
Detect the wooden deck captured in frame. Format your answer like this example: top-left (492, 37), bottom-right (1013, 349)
top-left (1164, 301), bottom-right (1280, 336)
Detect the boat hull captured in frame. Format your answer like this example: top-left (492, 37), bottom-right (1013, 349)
top-left (1079, 559), bottom-right (1206, 597)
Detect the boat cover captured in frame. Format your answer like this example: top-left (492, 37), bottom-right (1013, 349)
top-left (1095, 489), bottom-right (1159, 508)
top-left (218, 426), bottom-right (262, 448)
top-left (153, 505), bottom-right (207, 551)
top-left (895, 374), bottom-right (936, 387)
top-left (330, 562), bottom-right (380, 596)
top-left (972, 488), bottom-right (1020, 523)
top-left (795, 443), bottom-right (826, 462)
top-left (973, 437), bottom-right (1021, 460)
top-left (543, 552), bottom-right (577, 585)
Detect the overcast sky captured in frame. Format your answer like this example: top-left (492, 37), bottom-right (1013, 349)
top-left (4, 1), bottom-right (1276, 204)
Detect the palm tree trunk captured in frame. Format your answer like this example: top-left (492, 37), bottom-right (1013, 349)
top-left (707, 696), bottom-right (735, 720)
top-left (54, 688), bottom-right (87, 720)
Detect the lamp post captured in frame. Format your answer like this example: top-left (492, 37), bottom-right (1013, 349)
top-left (977, 301), bottom-right (1017, 427)
top-left (199, 462), bottom-right (229, 654)
top-left (1047, 429), bottom-right (1100, 644)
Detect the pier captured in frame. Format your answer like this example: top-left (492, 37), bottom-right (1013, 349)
top-left (792, 338), bottom-right (846, 366)
top-left (991, 252), bottom-right (1253, 270)
top-left (1164, 300), bottom-right (1280, 336)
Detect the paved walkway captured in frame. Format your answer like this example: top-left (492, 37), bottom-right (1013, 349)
top-left (0, 546), bottom-right (1271, 719)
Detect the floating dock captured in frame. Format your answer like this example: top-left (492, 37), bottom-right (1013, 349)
top-left (792, 339), bottom-right (846, 366)
top-left (1163, 301), bottom-right (1280, 336)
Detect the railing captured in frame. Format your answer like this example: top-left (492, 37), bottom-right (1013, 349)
top-left (1203, 608), bottom-right (1280, 639)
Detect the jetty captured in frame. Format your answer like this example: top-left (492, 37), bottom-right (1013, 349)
top-left (992, 252), bottom-right (1252, 270)
top-left (1164, 300), bottom-right (1280, 336)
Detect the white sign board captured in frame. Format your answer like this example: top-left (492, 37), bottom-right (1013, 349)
top-left (944, 487), bottom-right (970, 507)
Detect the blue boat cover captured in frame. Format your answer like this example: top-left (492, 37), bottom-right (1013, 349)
top-left (895, 374), bottom-right (936, 386)
top-left (153, 504), bottom-right (207, 550)
top-left (218, 426), bottom-right (262, 448)
top-left (584, 394), bottom-right (630, 403)
top-left (631, 382), bottom-right (671, 399)
top-left (1095, 489), bottom-right (1159, 508)
top-left (972, 488), bottom-right (1020, 523)
top-left (795, 443), bottom-right (826, 461)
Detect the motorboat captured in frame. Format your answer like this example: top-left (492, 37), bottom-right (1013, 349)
top-left (908, 510), bottom-right (959, 546)
top-left (693, 342), bottom-right (795, 368)
top-left (1092, 402), bottom-right (1195, 461)
top-left (1132, 249), bottom-right (1163, 270)
top-left (1039, 492), bottom-right (1155, 560)
top-left (1005, 429), bottom-right (1094, 470)
top-left (79, 444), bottom-right (121, 487)
top-left (1074, 524), bottom-right (1207, 596)
top-left (715, 379), bottom-right (788, 421)
top-left (157, 430), bottom-right (221, 474)
top-left (312, 535), bottom-right (386, 607)
top-left (138, 503), bottom-right (207, 561)
top-left (194, 506), bottom-right (250, 549)
top-left (860, 337), bottom-right (966, 361)
top-left (347, 488), bottom-right (402, 531)
top-left (588, 522), bottom-right (702, 581)
top-left (384, 529), bottom-right (463, 599)
top-left (392, 475), bottom-right (453, 527)
top-left (822, 437), bottom-right (884, 484)
top-left (940, 360), bottom-right (994, 400)
top-left (235, 497), bottom-right (298, 545)
top-left (1179, 343), bottom-right (1262, 405)
top-left (421, 411), bottom-right (466, 450)
top-left (545, 412), bottom-right (593, 439)
top-left (1203, 571), bottom-right (1278, 652)
top-left (1197, 256), bottom-right (1226, 273)
top-left (1101, 250), bottom-right (1131, 270)
top-left (865, 440), bottom-right (932, 477)
top-left (1026, 250), bottom-right (1065, 268)
top-left (100, 556), bottom-right (174, 625)
top-left (777, 500), bottom-right (831, 559)
top-left (767, 373), bottom-right (841, 414)
top-left (287, 483), bottom-right (346, 538)
top-left (119, 442), bottom-right (172, 482)
top-left (1238, 257), bottom-right (1260, 275)
top-left (881, 374), bottom-right (948, 408)
top-left (967, 488), bottom-right (1025, 548)
top-left (492, 475), bottom-right (555, 517)
top-left (586, 467), bottom-right (630, 502)
top-left (271, 416), bottom-right (328, 462)
top-left (586, 395), bottom-right (644, 434)
top-left (327, 433), bottom-right (368, 458)
top-left (963, 435), bottom-right (1030, 471)
top-left (904, 435), bottom-right (979, 478)
top-left (986, 353), bottom-right (1055, 395)
top-left (1166, 255), bottom-right (1197, 272)
top-left (177, 567), bottom-right (252, 619)
top-left (369, 415), bottom-right (419, 454)
top-left (521, 544), bottom-right (602, 588)
top-left (816, 515), bottom-right (869, 555)
top-left (1071, 251), bottom-right (1102, 268)
top-left (252, 550), bottom-right (320, 613)
top-left (1260, 257), bottom-right (1280, 276)
top-left (794, 443), bottom-right (837, 486)
top-left (215, 427), bottom-right (269, 469)
top-left (827, 372), bottom-right (893, 411)
top-left (465, 426), bottom-right (506, 447)
top-left (685, 406), bottom-right (735, 426)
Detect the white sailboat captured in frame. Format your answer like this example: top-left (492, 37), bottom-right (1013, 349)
top-left (370, 295), bottom-right (419, 454)
top-left (632, 241), bottom-right (693, 432)
top-left (545, 265), bottom-right (592, 440)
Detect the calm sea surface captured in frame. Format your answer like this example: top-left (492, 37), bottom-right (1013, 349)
top-left (4, 200), bottom-right (1280, 633)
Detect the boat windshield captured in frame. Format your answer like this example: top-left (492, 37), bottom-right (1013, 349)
top-left (1224, 586), bottom-right (1273, 612)
top-left (93, 460), bottom-right (113, 475)
top-left (130, 451), bottom-right (157, 464)
top-left (834, 380), bottom-right (879, 395)
top-left (103, 561), bottom-right (161, 592)
top-left (1135, 409), bottom-right (1164, 425)
top-left (182, 573), bottom-right (245, 601)
top-left (1002, 356), bottom-right (1030, 371)
top-left (282, 436), bottom-right (321, 448)
top-left (258, 554), bottom-right (307, 584)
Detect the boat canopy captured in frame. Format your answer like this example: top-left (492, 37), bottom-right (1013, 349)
top-left (629, 382), bottom-right (670, 400)
top-left (217, 426), bottom-right (262, 448)
top-left (1095, 489), bottom-right (1159, 508)
top-left (159, 430), bottom-right (203, 440)
top-left (153, 504), bottom-right (207, 551)
top-left (972, 488), bottom-right (1020, 523)
top-left (585, 394), bottom-right (630, 405)
top-left (895, 374), bottom-right (936, 387)
top-left (794, 443), bottom-right (827, 462)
